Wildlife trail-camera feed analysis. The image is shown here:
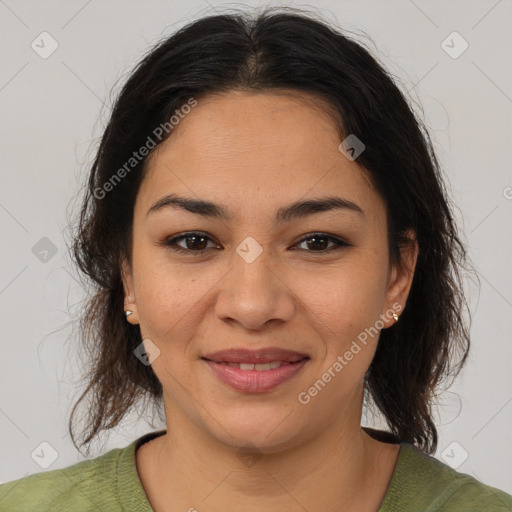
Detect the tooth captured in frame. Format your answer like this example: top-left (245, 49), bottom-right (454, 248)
top-left (255, 363), bottom-right (271, 371)
top-left (269, 361), bottom-right (281, 369)
top-left (239, 363), bottom-right (255, 370)
top-left (227, 362), bottom-right (238, 367)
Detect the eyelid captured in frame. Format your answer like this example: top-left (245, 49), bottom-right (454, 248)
top-left (293, 232), bottom-right (350, 251)
top-left (163, 231), bottom-right (220, 254)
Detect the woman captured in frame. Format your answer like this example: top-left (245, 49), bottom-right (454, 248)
top-left (1, 6), bottom-right (510, 511)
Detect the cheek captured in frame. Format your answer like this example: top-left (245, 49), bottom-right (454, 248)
top-left (132, 246), bottom-right (226, 346)
top-left (131, 245), bottom-right (197, 337)
top-left (299, 259), bottom-right (387, 334)
top-left (137, 279), bottom-right (198, 341)
top-left (297, 265), bottom-right (386, 405)
top-left (292, 260), bottom-right (388, 391)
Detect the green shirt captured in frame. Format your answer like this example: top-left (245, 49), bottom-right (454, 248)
top-left (1, 429), bottom-right (510, 511)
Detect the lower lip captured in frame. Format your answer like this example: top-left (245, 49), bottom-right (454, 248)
top-left (204, 358), bottom-right (309, 393)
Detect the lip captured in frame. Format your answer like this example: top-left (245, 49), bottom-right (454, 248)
top-left (203, 357), bottom-right (309, 393)
top-left (203, 347), bottom-right (309, 364)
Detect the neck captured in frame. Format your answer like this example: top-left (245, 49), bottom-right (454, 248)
top-left (137, 386), bottom-right (397, 511)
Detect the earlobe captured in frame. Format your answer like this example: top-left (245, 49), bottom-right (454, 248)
top-left (382, 233), bottom-right (419, 328)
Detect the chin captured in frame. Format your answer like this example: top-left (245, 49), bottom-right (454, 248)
top-left (209, 408), bottom-right (306, 454)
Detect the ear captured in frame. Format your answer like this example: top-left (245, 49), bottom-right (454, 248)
top-left (381, 230), bottom-right (418, 328)
top-left (121, 257), bottom-right (139, 325)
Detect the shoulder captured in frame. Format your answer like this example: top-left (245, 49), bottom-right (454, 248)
top-left (0, 444), bottom-right (126, 512)
top-left (380, 442), bottom-right (512, 511)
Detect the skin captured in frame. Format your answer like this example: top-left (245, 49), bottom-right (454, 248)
top-left (122, 90), bottom-right (418, 511)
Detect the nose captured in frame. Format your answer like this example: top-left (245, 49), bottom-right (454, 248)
top-left (214, 243), bottom-right (296, 331)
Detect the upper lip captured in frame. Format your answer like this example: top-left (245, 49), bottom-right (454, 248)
top-left (202, 348), bottom-right (309, 364)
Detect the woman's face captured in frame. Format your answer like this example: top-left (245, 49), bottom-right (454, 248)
top-left (122, 90), bottom-right (417, 451)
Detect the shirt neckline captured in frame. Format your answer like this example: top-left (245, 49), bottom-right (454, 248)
top-left (118, 429), bottom-right (167, 511)
top-left (118, 428), bottom-right (409, 511)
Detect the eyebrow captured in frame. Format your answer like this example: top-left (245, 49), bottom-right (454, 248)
top-left (146, 194), bottom-right (365, 223)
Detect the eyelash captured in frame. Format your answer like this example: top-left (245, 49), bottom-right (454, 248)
top-left (162, 231), bottom-right (350, 256)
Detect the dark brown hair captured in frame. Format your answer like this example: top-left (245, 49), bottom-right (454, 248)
top-left (69, 6), bottom-right (474, 455)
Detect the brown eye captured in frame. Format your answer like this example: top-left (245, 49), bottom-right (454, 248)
top-left (293, 233), bottom-right (350, 252)
top-left (164, 232), bottom-right (219, 255)
top-left (181, 234), bottom-right (209, 251)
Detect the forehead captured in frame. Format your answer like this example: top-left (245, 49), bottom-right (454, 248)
top-left (138, 91), bottom-right (383, 222)
top-left (150, 90), bottom-right (343, 164)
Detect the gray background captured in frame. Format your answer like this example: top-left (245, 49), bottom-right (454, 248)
top-left (1, 0), bottom-right (511, 494)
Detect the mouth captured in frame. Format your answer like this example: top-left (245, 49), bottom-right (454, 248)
top-left (201, 348), bottom-right (310, 393)
top-left (206, 360), bottom-right (300, 371)
top-left (203, 347), bottom-right (309, 364)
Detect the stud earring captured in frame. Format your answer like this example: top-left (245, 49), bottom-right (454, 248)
top-left (125, 310), bottom-right (133, 318)
top-left (392, 312), bottom-right (399, 322)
